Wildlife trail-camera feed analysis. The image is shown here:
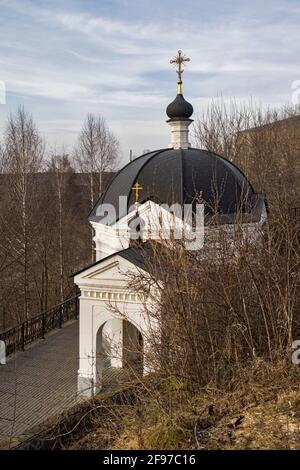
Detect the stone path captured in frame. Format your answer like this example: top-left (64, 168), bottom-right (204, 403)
top-left (0, 321), bottom-right (80, 449)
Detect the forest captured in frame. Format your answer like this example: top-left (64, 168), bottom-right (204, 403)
top-left (0, 108), bottom-right (118, 330)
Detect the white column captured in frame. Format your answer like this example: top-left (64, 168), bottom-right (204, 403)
top-left (77, 298), bottom-right (95, 397)
top-left (110, 318), bottom-right (123, 368)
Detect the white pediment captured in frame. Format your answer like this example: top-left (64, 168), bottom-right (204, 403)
top-left (74, 253), bottom-right (143, 290)
top-left (82, 260), bottom-right (120, 280)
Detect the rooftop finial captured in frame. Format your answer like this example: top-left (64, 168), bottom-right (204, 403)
top-left (167, 50), bottom-right (193, 149)
top-left (131, 181), bottom-right (143, 211)
top-left (170, 50), bottom-right (190, 95)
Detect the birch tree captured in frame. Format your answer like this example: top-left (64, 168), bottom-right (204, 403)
top-left (75, 114), bottom-right (119, 261)
top-left (75, 114), bottom-right (119, 209)
top-left (1, 107), bottom-right (44, 320)
top-left (48, 153), bottom-right (72, 303)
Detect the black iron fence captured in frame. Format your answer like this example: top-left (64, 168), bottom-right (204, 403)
top-left (0, 292), bottom-right (79, 357)
top-left (291, 206), bottom-right (300, 221)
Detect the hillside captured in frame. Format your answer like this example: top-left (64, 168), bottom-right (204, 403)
top-left (58, 363), bottom-right (300, 450)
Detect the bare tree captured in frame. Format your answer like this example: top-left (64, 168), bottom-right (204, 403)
top-left (75, 114), bottom-right (119, 208)
top-left (0, 142), bottom-right (5, 173)
top-left (47, 153), bottom-right (72, 303)
top-left (96, 117), bottom-right (119, 196)
top-left (0, 107), bottom-right (44, 320)
top-left (193, 99), bottom-right (300, 210)
top-left (75, 114), bottom-right (119, 261)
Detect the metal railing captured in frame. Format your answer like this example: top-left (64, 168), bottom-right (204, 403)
top-left (0, 291), bottom-right (79, 357)
top-left (291, 206), bottom-right (300, 221)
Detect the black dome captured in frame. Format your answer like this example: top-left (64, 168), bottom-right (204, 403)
top-left (89, 148), bottom-right (260, 226)
top-left (166, 94), bottom-right (193, 119)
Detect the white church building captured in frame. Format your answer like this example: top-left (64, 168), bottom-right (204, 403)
top-left (74, 51), bottom-right (267, 397)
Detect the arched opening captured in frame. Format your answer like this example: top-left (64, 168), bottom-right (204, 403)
top-left (122, 320), bottom-right (144, 376)
top-left (95, 318), bottom-right (144, 391)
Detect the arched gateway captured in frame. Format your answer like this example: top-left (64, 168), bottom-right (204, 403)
top-left (94, 318), bottom-right (143, 390)
top-left (74, 248), bottom-right (157, 396)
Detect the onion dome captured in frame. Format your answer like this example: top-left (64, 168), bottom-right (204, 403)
top-left (166, 50), bottom-right (193, 120)
top-left (166, 92), bottom-right (193, 119)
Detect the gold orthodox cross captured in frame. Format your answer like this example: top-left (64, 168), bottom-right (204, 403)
top-left (170, 50), bottom-right (190, 82)
top-left (132, 181), bottom-right (143, 210)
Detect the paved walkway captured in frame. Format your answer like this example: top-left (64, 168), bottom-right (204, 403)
top-left (0, 321), bottom-right (80, 449)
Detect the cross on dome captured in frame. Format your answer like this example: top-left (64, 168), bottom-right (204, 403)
top-left (170, 50), bottom-right (190, 94)
top-left (170, 50), bottom-right (190, 81)
top-left (131, 181), bottom-right (143, 210)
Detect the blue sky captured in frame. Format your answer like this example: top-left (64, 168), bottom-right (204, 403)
top-left (0, 0), bottom-right (300, 164)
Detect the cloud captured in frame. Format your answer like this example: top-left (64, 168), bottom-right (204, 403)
top-left (0, 0), bottom-right (299, 164)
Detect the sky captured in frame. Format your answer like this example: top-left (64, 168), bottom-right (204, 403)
top-left (0, 0), bottom-right (300, 165)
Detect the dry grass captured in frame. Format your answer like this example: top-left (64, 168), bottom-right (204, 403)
top-left (65, 362), bottom-right (300, 450)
